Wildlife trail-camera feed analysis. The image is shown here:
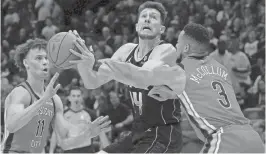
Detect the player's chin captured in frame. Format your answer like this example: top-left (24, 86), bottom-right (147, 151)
top-left (40, 71), bottom-right (50, 78)
top-left (138, 32), bottom-right (157, 40)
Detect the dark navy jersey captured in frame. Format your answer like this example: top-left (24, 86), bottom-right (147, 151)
top-left (125, 43), bottom-right (182, 132)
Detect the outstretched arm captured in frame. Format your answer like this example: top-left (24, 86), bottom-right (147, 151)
top-left (53, 95), bottom-right (111, 150)
top-left (71, 37), bottom-right (186, 93)
top-left (75, 43), bottom-right (135, 89)
top-left (5, 73), bottom-right (60, 133)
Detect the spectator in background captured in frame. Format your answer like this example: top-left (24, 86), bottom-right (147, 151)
top-left (4, 5), bottom-right (20, 27)
top-left (209, 35), bottom-right (231, 69)
top-left (248, 63), bottom-right (265, 107)
top-left (102, 27), bottom-right (114, 49)
top-left (228, 36), bottom-right (252, 107)
top-left (35, 0), bottom-right (53, 36)
top-left (113, 35), bottom-right (124, 51)
top-left (18, 28), bottom-right (28, 44)
top-left (164, 27), bottom-right (177, 46)
top-left (216, 0), bottom-right (231, 24)
top-left (41, 17), bottom-right (59, 40)
top-left (101, 91), bottom-right (133, 142)
top-left (251, 57), bottom-right (265, 82)
top-left (207, 26), bottom-right (218, 47)
top-left (50, 86), bottom-right (96, 153)
top-left (98, 41), bottom-right (113, 58)
top-left (244, 30), bottom-right (259, 64)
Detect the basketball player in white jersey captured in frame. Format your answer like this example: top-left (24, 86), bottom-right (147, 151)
top-left (149, 23), bottom-right (265, 153)
top-left (2, 38), bottom-right (111, 153)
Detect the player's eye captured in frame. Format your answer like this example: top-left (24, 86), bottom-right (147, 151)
top-left (151, 15), bottom-right (156, 19)
top-left (141, 14), bottom-right (147, 18)
top-left (36, 57), bottom-right (42, 60)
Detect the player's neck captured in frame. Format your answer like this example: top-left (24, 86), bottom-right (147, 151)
top-left (26, 74), bottom-right (45, 95)
top-left (138, 37), bottom-right (161, 57)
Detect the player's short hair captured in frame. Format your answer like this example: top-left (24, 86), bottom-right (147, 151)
top-left (14, 38), bottom-right (47, 71)
top-left (138, 1), bottom-right (167, 24)
top-left (183, 23), bottom-right (210, 45)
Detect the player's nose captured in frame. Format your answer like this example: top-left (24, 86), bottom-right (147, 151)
top-left (43, 58), bottom-right (49, 65)
top-left (144, 15), bottom-right (151, 23)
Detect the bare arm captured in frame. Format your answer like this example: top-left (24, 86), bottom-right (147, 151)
top-left (5, 87), bottom-right (48, 133)
top-left (120, 114), bottom-right (133, 126)
top-left (49, 131), bottom-right (57, 153)
top-left (95, 44), bottom-right (186, 92)
top-left (5, 73), bottom-right (60, 133)
top-left (53, 95), bottom-right (111, 150)
top-left (76, 43), bottom-right (135, 89)
top-left (73, 41), bottom-right (186, 93)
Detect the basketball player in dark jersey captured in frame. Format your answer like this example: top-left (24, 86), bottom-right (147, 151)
top-left (148, 23), bottom-right (265, 153)
top-left (69, 1), bottom-right (186, 153)
top-left (2, 39), bottom-right (111, 153)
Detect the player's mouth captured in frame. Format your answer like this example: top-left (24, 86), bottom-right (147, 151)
top-left (43, 68), bottom-right (48, 72)
top-left (142, 26), bottom-right (151, 31)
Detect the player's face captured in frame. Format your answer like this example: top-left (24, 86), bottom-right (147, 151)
top-left (176, 30), bottom-right (189, 59)
top-left (136, 8), bottom-right (165, 40)
top-left (24, 48), bottom-right (49, 79)
top-left (68, 89), bottom-right (83, 106)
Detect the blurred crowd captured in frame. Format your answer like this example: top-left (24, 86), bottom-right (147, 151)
top-left (1, 0), bottom-right (265, 153)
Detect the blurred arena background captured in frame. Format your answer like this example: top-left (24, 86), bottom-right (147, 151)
top-left (1, 0), bottom-right (265, 153)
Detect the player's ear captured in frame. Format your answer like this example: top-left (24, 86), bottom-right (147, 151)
top-left (160, 26), bottom-right (166, 34)
top-left (184, 44), bottom-right (189, 54)
top-left (23, 59), bottom-right (29, 70)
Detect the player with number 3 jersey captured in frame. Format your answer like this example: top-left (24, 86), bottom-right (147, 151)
top-left (149, 23), bottom-right (264, 153)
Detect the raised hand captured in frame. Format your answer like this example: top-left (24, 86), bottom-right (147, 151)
top-left (68, 30), bottom-right (96, 70)
top-left (42, 73), bottom-right (61, 101)
top-left (84, 116), bottom-right (111, 138)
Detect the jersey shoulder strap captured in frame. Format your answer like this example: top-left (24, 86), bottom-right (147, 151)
top-left (125, 45), bottom-right (139, 62)
top-left (146, 40), bottom-right (168, 59)
top-left (64, 108), bottom-right (70, 114)
top-left (16, 82), bottom-right (35, 105)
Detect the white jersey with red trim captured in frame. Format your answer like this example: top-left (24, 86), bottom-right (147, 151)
top-left (179, 56), bottom-right (249, 141)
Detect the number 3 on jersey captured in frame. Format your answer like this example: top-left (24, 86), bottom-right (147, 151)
top-left (211, 81), bottom-right (231, 108)
top-left (129, 92), bottom-right (143, 115)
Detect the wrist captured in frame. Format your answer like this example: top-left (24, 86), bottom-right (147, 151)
top-left (92, 60), bottom-right (103, 72)
top-left (39, 96), bottom-right (48, 103)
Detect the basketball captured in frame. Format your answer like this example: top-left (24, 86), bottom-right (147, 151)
top-left (47, 32), bottom-right (80, 69)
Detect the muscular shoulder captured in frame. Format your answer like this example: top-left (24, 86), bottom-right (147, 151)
top-left (6, 86), bottom-right (31, 107)
top-left (111, 43), bottom-right (137, 61)
top-left (149, 43), bottom-right (178, 66)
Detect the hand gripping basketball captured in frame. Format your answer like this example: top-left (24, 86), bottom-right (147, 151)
top-left (42, 72), bottom-right (61, 101)
top-left (69, 30), bottom-right (97, 70)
